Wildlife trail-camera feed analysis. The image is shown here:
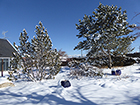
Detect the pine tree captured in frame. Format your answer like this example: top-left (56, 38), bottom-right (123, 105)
top-left (9, 21), bottom-right (61, 81)
top-left (74, 3), bottom-right (137, 68)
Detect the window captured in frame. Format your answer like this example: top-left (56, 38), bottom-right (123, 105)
top-left (0, 59), bottom-right (9, 71)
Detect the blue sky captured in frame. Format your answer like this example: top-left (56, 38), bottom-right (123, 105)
top-left (0, 0), bottom-right (140, 56)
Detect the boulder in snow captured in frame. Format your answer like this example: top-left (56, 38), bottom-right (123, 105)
top-left (61, 80), bottom-right (71, 88)
top-left (0, 82), bottom-right (15, 88)
top-left (112, 69), bottom-right (121, 75)
top-left (116, 69), bottom-right (121, 75)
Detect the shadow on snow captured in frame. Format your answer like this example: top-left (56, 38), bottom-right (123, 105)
top-left (0, 86), bottom-right (97, 105)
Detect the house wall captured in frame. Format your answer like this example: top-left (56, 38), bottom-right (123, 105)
top-left (0, 57), bottom-right (10, 71)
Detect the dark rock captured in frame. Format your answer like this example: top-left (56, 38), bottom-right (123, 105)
top-left (116, 69), bottom-right (121, 75)
top-left (112, 69), bottom-right (121, 75)
top-left (61, 80), bottom-right (71, 88)
top-left (112, 71), bottom-right (116, 75)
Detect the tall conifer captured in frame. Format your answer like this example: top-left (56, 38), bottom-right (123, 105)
top-left (74, 3), bottom-right (136, 68)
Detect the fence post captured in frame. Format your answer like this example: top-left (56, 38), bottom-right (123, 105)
top-left (1, 59), bottom-right (3, 77)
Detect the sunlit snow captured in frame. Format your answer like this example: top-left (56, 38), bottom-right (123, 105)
top-left (0, 64), bottom-right (140, 105)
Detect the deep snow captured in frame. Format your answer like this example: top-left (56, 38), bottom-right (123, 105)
top-left (0, 64), bottom-right (140, 105)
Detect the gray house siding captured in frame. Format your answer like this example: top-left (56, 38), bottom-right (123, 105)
top-left (0, 39), bottom-right (16, 71)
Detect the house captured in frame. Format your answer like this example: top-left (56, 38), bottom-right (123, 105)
top-left (0, 38), bottom-right (16, 71)
top-left (126, 52), bottom-right (140, 63)
top-left (60, 56), bottom-right (68, 66)
top-left (126, 52), bottom-right (140, 58)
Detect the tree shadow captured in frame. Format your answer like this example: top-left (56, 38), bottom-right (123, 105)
top-left (40, 93), bottom-right (97, 105)
top-left (1, 83), bottom-right (140, 105)
top-left (0, 86), bottom-right (97, 105)
top-left (125, 94), bottom-right (140, 105)
top-left (136, 68), bottom-right (140, 70)
top-left (130, 95), bottom-right (140, 105)
top-left (104, 73), bottom-right (112, 76)
top-left (133, 72), bottom-right (140, 74)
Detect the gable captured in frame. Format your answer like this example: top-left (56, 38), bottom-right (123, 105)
top-left (0, 39), bottom-right (16, 57)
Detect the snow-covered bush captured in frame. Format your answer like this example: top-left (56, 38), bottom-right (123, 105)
top-left (87, 56), bottom-right (108, 68)
top-left (68, 59), bottom-right (103, 79)
top-left (112, 56), bottom-right (136, 66)
top-left (8, 21), bottom-right (61, 82)
top-left (88, 55), bottom-right (136, 68)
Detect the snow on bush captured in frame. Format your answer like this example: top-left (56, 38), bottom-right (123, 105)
top-left (68, 59), bottom-right (103, 79)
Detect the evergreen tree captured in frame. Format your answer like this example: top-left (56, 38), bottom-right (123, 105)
top-left (74, 3), bottom-right (137, 68)
top-left (9, 21), bottom-right (61, 81)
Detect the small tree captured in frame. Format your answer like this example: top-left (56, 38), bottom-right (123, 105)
top-left (58, 49), bottom-right (68, 57)
top-left (8, 21), bottom-right (61, 81)
top-left (74, 3), bottom-right (137, 68)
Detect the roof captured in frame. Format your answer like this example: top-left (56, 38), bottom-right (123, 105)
top-left (0, 39), bottom-right (16, 57)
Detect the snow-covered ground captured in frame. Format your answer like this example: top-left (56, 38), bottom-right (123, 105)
top-left (0, 64), bottom-right (140, 105)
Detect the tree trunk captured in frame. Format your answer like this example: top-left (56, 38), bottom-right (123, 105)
top-left (101, 47), bottom-right (112, 68)
top-left (108, 50), bottom-right (112, 69)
